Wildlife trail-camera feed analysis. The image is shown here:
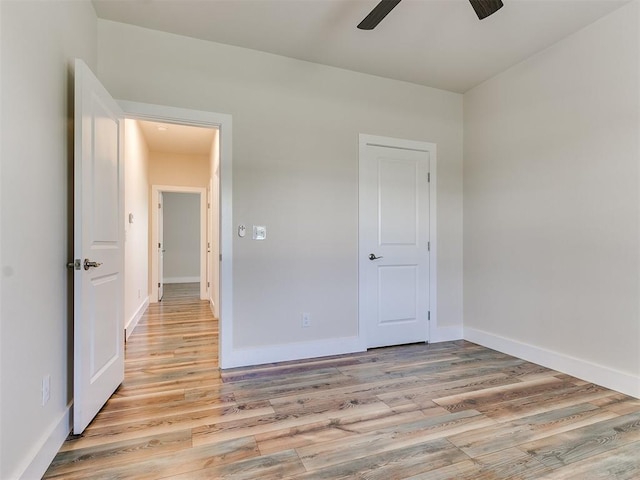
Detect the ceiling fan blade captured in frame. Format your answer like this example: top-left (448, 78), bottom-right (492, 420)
top-left (469, 0), bottom-right (504, 20)
top-left (357, 0), bottom-right (402, 30)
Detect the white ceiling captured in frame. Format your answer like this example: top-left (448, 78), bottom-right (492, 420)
top-left (137, 120), bottom-right (216, 155)
top-left (92, 0), bottom-right (629, 93)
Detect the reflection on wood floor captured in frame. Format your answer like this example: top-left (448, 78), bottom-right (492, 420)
top-left (44, 289), bottom-right (640, 479)
top-left (162, 282), bottom-right (201, 300)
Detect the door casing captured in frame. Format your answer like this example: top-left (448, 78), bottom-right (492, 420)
top-left (358, 134), bottom-right (437, 347)
top-left (151, 186), bottom-right (208, 302)
top-left (120, 100), bottom-right (233, 368)
top-left (158, 191), bottom-right (164, 301)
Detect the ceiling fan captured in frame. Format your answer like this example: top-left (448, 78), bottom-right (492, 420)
top-left (357, 0), bottom-right (504, 30)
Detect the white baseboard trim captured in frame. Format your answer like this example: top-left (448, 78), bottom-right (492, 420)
top-left (125, 297), bottom-right (149, 340)
top-left (16, 404), bottom-right (71, 480)
top-left (164, 276), bottom-right (199, 284)
top-left (208, 298), bottom-right (219, 319)
top-left (221, 336), bottom-right (366, 369)
top-left (430, 325), bottom-right (463, 343)
top-left (464, 327), bottom-right (640, 399)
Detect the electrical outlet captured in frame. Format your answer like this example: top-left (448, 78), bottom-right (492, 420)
top-left (302, 312), bottom-right (311, 328)
top-left (42, 375), bottom-right (50, 406)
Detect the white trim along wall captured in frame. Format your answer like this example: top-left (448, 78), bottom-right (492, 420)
top-left (465, 327), bottom-right (640, 399)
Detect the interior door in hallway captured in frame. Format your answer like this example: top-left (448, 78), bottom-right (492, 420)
top-left (158, 191), bottom-right (164, 301)
top-left (359, 135), bottom-right (432, 348)
top-left (73, 59), bottom-right (124, 433)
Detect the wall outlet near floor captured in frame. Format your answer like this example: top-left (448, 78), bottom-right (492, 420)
top-left (42, 375), bottom-right (50, 406)
top-left (301, 312), bottom-right (311, 328)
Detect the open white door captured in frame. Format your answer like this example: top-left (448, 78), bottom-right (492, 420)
top-left (359, 135), bottom-right (432, 348)
top-left (158, 192), bottom-right (164, 301)
top-left (73, 59), bottom-right (124, 433)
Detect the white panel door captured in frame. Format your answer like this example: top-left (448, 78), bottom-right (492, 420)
top-left (360, 139), bottom-right (431, 348)
top-left (73, 59), bottom-right (124, 433)
top-left (158, 191), bottom-right (164, 301)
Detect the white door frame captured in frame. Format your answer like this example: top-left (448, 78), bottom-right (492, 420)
top-left (151, 186), bottom-right (207, 302)
top-left (358, 134), bottom-right (437, 344)
top-left (119, 100), bottom-right (233, 368)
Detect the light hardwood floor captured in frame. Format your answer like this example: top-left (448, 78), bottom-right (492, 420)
top-left (44, 286), bottom-right (640, 479)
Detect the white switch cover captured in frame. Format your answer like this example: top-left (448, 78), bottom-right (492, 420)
top-left (253, 225), bottom-right (266, 240)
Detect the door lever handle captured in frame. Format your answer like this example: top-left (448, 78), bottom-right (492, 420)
top-left (83, 259), bottom-right (103, 270)
top-left (368, 253), bottom-right (383, 261)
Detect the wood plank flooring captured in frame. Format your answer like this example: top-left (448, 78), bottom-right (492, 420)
top-left (44, 286), bottom-right (640, 479)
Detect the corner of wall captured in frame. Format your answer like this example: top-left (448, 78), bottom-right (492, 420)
top-left (13, 406), bottom-right (72, 480)
top-left (125, 297), bottom-right (149, 340)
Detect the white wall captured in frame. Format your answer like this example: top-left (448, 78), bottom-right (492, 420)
top-left (97, 20), bottom-right (464, 359)
top-left (124, 119), bottom-right (149, 337)
top-left (463, 1), bottom-right (640, 397)
top-left (163, 192), bottom-right (200, 282)
top-left (148, 151), bottom-right (210, 188)
top-left (0, 1), bottom-right (98, 478)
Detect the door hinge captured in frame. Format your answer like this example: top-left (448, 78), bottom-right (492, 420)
top-left (219, 254), bottom-right (222, 261)
top-left (428, 172), bottom-right (431, 182)
top-left (428, 241), bottom-right (430, 252)
top-left (207, 202), bottom-right (211, 209)
top-left (158, 282), bottom-right (161, 288)
top-left (158, 243), bottom-right (161, 249)
top-left (428, 311), bottom-right (431, 321)
top-left (207, 281), bottom-right (210, 288)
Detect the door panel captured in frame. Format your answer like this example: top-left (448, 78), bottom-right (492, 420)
top-left (360, 139), bottom-right (430, 348)
top-left (90, 274), bottom-right (119, 374)
top-left (378, 265), bottom-right (418, 324)
top-left (158, 192), bottom-right (164, 301)
top-left (379, 159), bottom-right (418, 245)
top-left (73, 59), bottom-right (124, 434)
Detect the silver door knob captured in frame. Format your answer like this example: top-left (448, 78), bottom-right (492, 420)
top-left (369, 253), bottom-right (383, 260)
top-left (83, 259), bottom-right (103, 270)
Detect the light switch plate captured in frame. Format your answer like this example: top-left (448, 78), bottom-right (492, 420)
top-left (253, 225), bottom-right (266, 240)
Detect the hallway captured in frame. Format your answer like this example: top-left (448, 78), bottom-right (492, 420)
top-left (44, 284), bottom-right (220, 478)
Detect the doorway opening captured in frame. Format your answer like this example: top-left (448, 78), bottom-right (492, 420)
top-left (151, 185), bottom-right (209, 304)
top-left (120, 100), bottom-right (233, 368)
top-left (161, 192), bottom-right (200, 296)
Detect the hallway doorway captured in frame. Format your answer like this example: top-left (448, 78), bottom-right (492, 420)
top-left (120, 100), bottom-right (233, 369)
